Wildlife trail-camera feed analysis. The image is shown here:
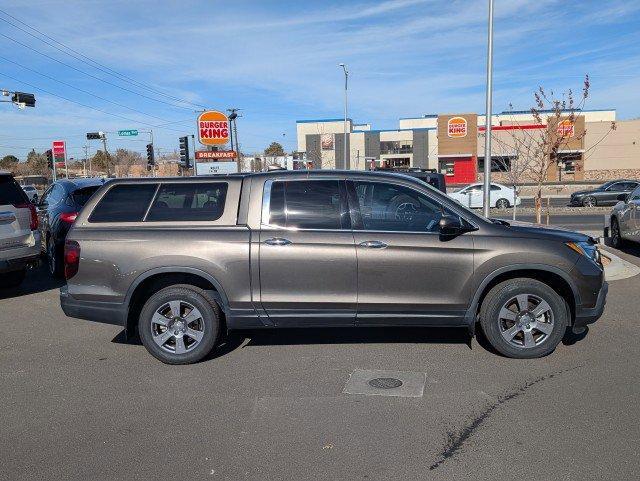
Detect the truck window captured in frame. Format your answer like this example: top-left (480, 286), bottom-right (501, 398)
top-left (0, 175), bottom-right (29, 205)
top-left (268, 180), bottom-right (346, 230)
top-left (89, 184), bottom-right (158, 223)
top-left (146, 183), bottom-right (228, 222)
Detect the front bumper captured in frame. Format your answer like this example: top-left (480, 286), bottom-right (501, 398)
top-left (60, 285), bottom-right (126, 327)
top-left (575, 281), bottom-right (608, 327)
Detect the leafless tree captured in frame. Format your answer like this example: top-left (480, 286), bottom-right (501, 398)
top-left (501, 75), bottom-right (615, 222)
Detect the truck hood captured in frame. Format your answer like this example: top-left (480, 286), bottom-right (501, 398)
top-left (490, 219), bottom-right (593, 243)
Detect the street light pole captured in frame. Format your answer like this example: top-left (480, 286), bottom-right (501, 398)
top-left (482, 0), bottom-right (495, 218)
top-left (339, 63), bottom-right (349, 169)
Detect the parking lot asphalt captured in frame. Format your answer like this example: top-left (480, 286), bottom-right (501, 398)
top-left (2, 249), bottom-right (640, 481)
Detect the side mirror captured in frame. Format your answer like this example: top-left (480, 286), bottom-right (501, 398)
top-left (439, 215), bottom-right (463, 237)
top-left (617, 193), bottom-right (629, 202)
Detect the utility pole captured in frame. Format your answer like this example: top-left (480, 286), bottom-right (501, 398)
top-left (227, 108), bottom-right (242, 172)
top-left (83, 144), bottom-right (89, 177)
top-left (482, 0), bottom-right (495, 218)
top-left (101, 134), bottom-right (113, 177)
top-left (339, 63), bottom-right (349, 169)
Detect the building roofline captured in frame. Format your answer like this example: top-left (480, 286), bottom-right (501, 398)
top-left (296, 118), bottom-right (353, 124)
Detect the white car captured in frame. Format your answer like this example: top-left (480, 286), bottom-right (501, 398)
top-left (448, 182), bottom-right (521, 209)
top-left (21, 185), bottom-right (39, 203)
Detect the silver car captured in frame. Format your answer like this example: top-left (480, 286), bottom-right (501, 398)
top-left (0, 173), bottom-right (41, 287)
top-left (610, 184), bottom-right (640, 248)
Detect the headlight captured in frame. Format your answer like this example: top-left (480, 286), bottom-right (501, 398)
top-left (566, 241), bottom-right (601, 265)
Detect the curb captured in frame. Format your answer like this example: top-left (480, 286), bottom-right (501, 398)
top-left (599, 247), bottom-right (640, 281)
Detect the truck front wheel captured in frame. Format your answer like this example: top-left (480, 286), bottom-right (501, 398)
top-left (139, 285), bottom-right (221, 364)
top-left (479, 278), bottom-right (568, 358)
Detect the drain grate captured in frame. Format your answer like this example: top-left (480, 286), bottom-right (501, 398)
top-left (368, 377), bottom-right (403, 389)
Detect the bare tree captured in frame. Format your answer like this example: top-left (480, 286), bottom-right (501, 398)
top-left (113, 148), bottom-right (143, 177)
top-left (501, 75), bottom-right (615, 222)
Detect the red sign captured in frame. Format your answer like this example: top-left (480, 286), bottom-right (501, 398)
top-left (195, 150), bottom-right (237, 160)
top-left (197, 111), bottom-right (230, 146)
top-left (52, 140), bottom-right (66, 156)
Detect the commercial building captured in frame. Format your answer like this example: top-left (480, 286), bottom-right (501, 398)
top-left (296, 109), bottom-right (639, 184)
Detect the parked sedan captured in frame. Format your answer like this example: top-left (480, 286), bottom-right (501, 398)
top-left (570, 179), bottom-right (639, 207)
top-left (37, 178), bottom-right (106, 277)
top-left (448, 182), bottom-right (520, 209)
top-left (610, 184), bottom-right (640, 248)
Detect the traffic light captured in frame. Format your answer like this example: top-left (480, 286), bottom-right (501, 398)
top-left (45, 149), bottom-right (53, 169)
top-left (179, 136), bottom-right (190, 169)
top-left (146, 143), bottom-right (155, 167)
top-left (11, 92), bottom-right (35, 108)
top-left (86, 132), bottom-right (103, 140)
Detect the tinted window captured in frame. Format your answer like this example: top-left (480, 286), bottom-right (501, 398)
top-left (89, 184), bottom-right (157, 223)
top-left (146, 183), bottom-right (228, 222)
top-left (354, 181), bottom-right (446, 232)
top-left (0, 176), bottom-right (28, 205)
top-left (630, 186), bottom-right (640, 201)
top-left (268, 180), bottom-right (346, 229)
top-left (490, 184), bottom-right (501, 191)
top-left (71, 186), bottom-right (100, 207)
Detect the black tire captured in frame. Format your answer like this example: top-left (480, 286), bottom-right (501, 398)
top-left (479, 278), bottom-right (568, 359)
top-left (582, 196), bottom-right (596, 207)
top-left (138, 285), bottom-right (221, 364)
top-left (47, 237), bottom-right (63, 278)
top-left (610, 217), bottom-right (625, 249)
top-left (495, 198), bottom-right (510, 209)
top-left (1, 269), bottom-right (26, 288)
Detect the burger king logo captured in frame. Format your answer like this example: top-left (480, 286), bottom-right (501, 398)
top-left (447, 116), bottom-right (467, 138)
top-left (197, 110), bottom-right (230, 146)
top-left (556, 119), bottom-right (575, 138)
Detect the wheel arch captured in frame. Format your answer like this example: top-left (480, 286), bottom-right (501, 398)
top-left (124, 267), bottom-right (230, 338)
top-left (466, 264), bottom-right (579, 327)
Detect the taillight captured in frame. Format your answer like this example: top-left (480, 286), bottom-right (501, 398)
top-left (60, 212), bottom-right (78, 224)
top-left (64, 240), bottom-right (80, 280)
top-left (14, 203), bottom-right (38, 230)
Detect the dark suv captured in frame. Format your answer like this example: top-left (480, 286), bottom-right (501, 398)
top-left (37, 178), bottom-right (105, 277)
top-left (60, 171), bottom-right (607, 364)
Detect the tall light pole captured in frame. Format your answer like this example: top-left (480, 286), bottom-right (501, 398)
top-left (339, 63), bottom-right (349, 169)
top-left (482, 0), bottom-right (495, 218)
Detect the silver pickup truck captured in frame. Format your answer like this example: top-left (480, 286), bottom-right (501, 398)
top-left (60, 170), bottom-right (607, 364)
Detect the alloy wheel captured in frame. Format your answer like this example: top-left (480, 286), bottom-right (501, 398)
top-left (150, 300), bottom-right (205, 354)
top-left (496, 199), bottom-right (509, 209)
top-left (611, 219), bottom-right (621, 246)
top-left (497, 293), bottom-right (554, 349)
top-left (47, 240), bottom-right (56, 275)
top-left (583, 197), bottom-right (596, 207)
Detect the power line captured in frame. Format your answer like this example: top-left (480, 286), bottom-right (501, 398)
top-left (0, 71), bottom-right (189, 133)
top-left (0, 54), bottom-right (174, 122)
top-left (0, 10), bottom-right (206, 109)
top-left (0, 33), bottom-right (196, 112)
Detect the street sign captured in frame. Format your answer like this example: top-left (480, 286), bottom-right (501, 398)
top-left (195, 150), bottom-right (236, 160)
top-left (195, 162), bottom-right (237, 176)
top-left (197, 111), bottom-right (230, 146)
top-left (118, 129), bottom-right (138, 137)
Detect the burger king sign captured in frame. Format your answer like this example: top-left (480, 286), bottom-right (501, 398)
top-left (447, 116), bottom-right (468, 138)
top-left (197, 110), bottom-right (230, 146)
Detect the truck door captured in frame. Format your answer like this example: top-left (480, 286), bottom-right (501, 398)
top-left (258, 178), bottom-right (357, 327)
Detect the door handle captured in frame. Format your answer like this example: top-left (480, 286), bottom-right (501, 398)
top-left (358, 240), bottom-right (387, 249)
top-left (264, 237), bottom-right (292, 246)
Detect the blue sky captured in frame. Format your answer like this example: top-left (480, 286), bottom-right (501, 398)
top-left (0, 0), bottom-right (639, 161)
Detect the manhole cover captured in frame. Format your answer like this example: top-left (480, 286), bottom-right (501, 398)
top-left (368, 377), bottom-right (403, 389)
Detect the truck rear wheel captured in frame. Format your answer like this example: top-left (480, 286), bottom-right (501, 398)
top-left (138, 285), bottom-right (220, 364)
top-left (479, 278), bottom-right (568, 358)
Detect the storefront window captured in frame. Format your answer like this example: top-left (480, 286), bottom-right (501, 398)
top-left (380, 140), bottom-right (413, 154)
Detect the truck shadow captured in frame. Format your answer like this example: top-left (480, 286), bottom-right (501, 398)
top-left (0, 263), bottom-right (64, 300)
